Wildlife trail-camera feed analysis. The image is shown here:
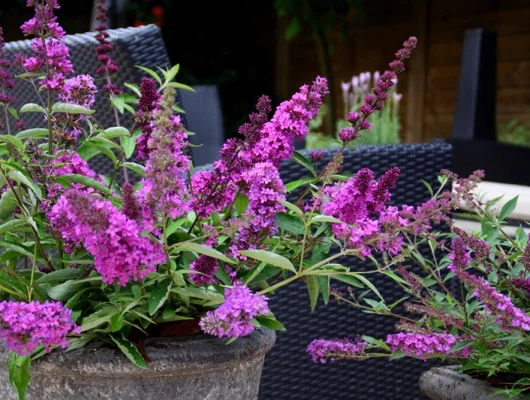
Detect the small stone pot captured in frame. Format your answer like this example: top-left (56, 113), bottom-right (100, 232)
top-left (0, 328), bottom-right (275, 400)
top-left (419, 366), bottom-right (507, 400)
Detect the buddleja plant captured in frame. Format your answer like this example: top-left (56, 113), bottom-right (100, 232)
top-left (0, 1), bottom-right (428, 399)
top-left (307, 171), bottom-right (530, 399)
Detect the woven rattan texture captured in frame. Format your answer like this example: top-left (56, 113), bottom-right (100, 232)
top-left (259, 142), bottom-right (452, 400)
top-left (5, 25), bottom-right (185, 179)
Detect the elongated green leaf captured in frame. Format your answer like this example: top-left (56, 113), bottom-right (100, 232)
top-left (165, 64), bottom-right (180, 82)
top-left (110, 334), bottom-right (147, 368)
top-left (499, 195), bottom-right (519, 221)
top-left (310, 215), bottom-right (343, 224)
top-left (276, 213), bottom-right (305, 235)
top-left (0, 241), bottom-right (33, 258)
top-left (166, 81), bottom-right (195, 92)
top-left (238, 249), bottom-right (296, 273)
top-left (124, 82), bottom-right (141, 97)
top-left (103, 127), bottom-right (129, 139)
top-left (317, 275), bottom-right (330, 305)
top-left (135, 65), bottom-right (162, 85)
top-left (278, 200), bottom-right (303, 216)
top-left (20, 103), bottom-right (46, 114)
top-left (306, 275), bottom-right (320, 311)
top-left (16, 128), bottom-right (49, 139)
top-left (123, 162), bottom-right (145, 177)
top-left (355, 274), bottom-right (385, 301)
top-left (331, 273), bottom-right (364, 288)
top-left (7, 107), bottom-right (19, 120)
top-left (0, 135), bottom-right (24, 152)
top-left (0, 188), bottom-right (21, 220)
top-left (172, 287), bottom-right (224, 304)
top-left (81, 308), bottom-right (117, 332)
top-left (174, 242), bottom-right (235, 265)
top-left (51, 102), bottom-right (95, 115)
top-left (285, 177), bottom-right (316, 192)
top-left (148, 279), bottom-right (172, 316)
top-left (8, 353), bottom-right (31, 400)
top-left (234, 194), bottom-right (249, 215)
top-left (121, 131), bottom-right (140, 159)
top-left (110, 314), bottom-right (124, 332)
top-left (292, 151), bottom-right (316, 176)
top-left (254, 315), bottom-right (286, 331)
top-left (8, 170), bottom-right (41, 199)
top-left (0, 219), bottom-right (26, 235)
top-left (59, 174), bottom-right (112, 196)
top-left (37, 268), bottom-right (83, 284)
top-left (47, 279), bottom-right (87, 301)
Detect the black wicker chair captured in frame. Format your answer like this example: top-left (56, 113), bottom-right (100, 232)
top-left (259, 141), bottom-right (452, 400)
top-left (4, 25), bottom-right (187, 177)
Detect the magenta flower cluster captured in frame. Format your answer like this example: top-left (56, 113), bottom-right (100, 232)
top-left (189, 255), bottom-right (219, 286)
top-left (199, 282), bottom-right (269, 338)
top-left (306, 338), bottom-right (368, 364)
top-left (48, 190), bottom-right (165, 285)
top-left (20, 0), bottom-right (73, 92)
top-left (322, 167), bottom-right (401, 256)
top-left (0, 27), bottom-right (16, 108)
top-left (135, 77), bottom-right (161, 159)
top-left (0, 300), bottom-right (79, 355)
top-left (93, 0), bottom-right (120, 95)
top-left (386, 332), bottom-right (469, 360)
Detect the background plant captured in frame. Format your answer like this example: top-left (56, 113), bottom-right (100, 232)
top-left (307, 171), bottom-right (530, 399)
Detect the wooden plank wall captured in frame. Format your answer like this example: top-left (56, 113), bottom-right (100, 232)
top-left (283, 0), bottom-right (530, 142)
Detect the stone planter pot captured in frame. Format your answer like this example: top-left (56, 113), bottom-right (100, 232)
top-left (419, 366), bottom-right (507, 400)
top-left (0, 328), bottom-right (275, 400)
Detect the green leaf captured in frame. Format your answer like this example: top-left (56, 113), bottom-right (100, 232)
top-left (0, 219), bottom-right (26, 236)
top-left (121, 131), bottom-right (140, 159)
top-left (238, 249), bottom-right (296, 273)
top-left (110, 334), bottom-right (147, 368)
top-left (0, 241), bottom-right (33, 258)
top-left (110, 314), bottom-right (124, 332)
top-left (0, 188), bottom-right (22, 220)
top-left (317, 275), bottom-right (330, 305)
top-left (103, 127), bottom-right (130, 139)
top-left (20, 103), bottom-right (46, 114)
top-left (7, 107), bottom-right (19, 120)
top-left (278, 200), bottom-right (303, 216)
top-left (131, 284), bottom-right (143, 299)
top-left (123, 162), bottom-right (145, 177)
top-left (47, 280), bottom-right (87, 302)
top-left (148, 279), bottom-right (172, 316)
top-left (8, 170), bottom-right (41, 199)
top-left (285, 17), bottom-right (302, 40)
top-left (234, 194), bottom-right (249, 215)
top-left (135, 65), bottom-right (162, 85)
top-left (166, 81), bottom-right (195, 92)
top-left (16, 128), bottom-right (49, 139)
top-left (51, 102), bottom-right (95, 115)
top-left (254, 315), bottom-right (286, 331)
top-left (276, 213), bottom-right (305, 235)
top-left (0, 135), bottom-right (24, 152)
top-left (310, 215), bottom-right (343, 224)
top-left (58, 174), bottom-right (113, 196)
top-left (8, 353), bottom-right (31, 400)
top-left (285, 177), bottom-right (316, 192)
top-left (306, 275), bottom-right (320, 311)
top-left (499, 195), bottom-right (519, 221)
top-left (331, 273), bottom-right (364, 288)
top-left (355, 274), bottom-right (385, 301)
top-left (124, 82), bottom-right (141, 97)
top-left (292, 151), bottom-right (316, 176)
top-left (174, 242), bottom-right (235, 265)
top-left (37, 268), bottom-right (83, 284)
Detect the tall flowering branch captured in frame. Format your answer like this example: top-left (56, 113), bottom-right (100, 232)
top-left (94, 0), bottom-right (121, 96)
top-left (20, 0), bottom-right (73, 93)
top-left (137, 87), bottom-right (190, 228)
top-left (48, 189), bottom-right (165, 285)
top-left (0, 27), bottom-right (16, 134)
top-left (135, 77), bottom-right (161, 159)
top-left (341, 37), bottom-right (418, 144)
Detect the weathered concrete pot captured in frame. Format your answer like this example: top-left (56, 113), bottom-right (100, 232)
top-left (0, 328), bottom-right (275, 400)
top-left (419, 366), bottom-right (507, 400)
